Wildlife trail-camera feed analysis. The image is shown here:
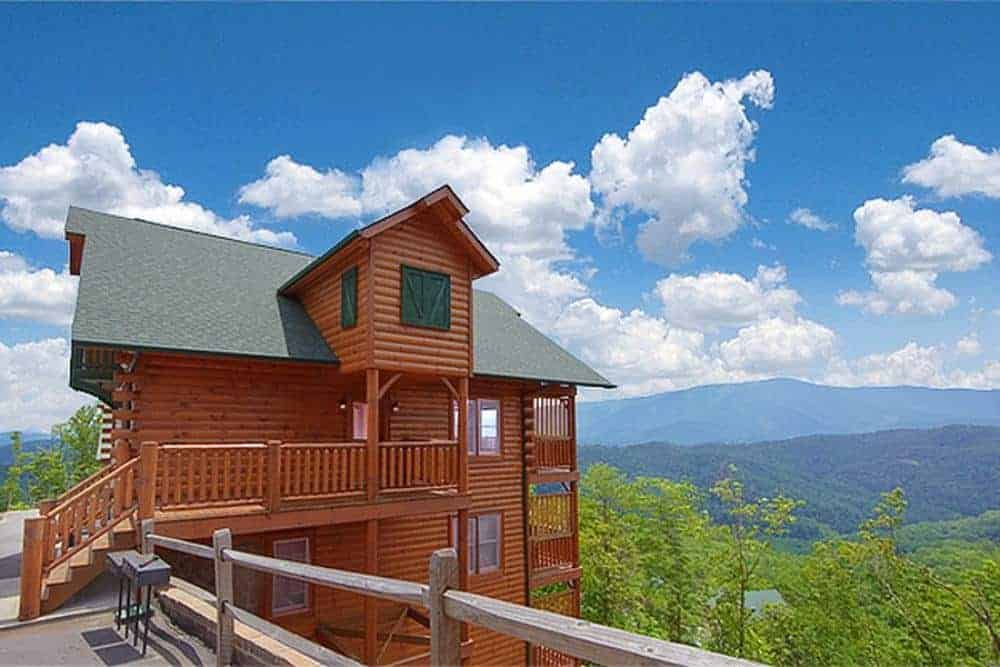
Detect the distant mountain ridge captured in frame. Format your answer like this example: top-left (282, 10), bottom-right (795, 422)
top-left (578, 378), bottom-right (1000, 446)
top-left (579, 425), bottom-right (1000, 536)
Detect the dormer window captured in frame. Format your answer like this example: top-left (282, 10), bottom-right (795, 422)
top-left (400, 265), bottom-right (450, 330)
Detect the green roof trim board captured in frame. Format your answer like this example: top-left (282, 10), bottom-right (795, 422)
top-left (65, 207), bottom-right (614, 390)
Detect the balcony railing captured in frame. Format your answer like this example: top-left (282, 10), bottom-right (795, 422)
top-left (528, 491), bottom-right (578, 575)
top-left (144, 440), bottom-right (460, 516)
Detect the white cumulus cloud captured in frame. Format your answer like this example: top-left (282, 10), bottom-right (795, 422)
top-left (0, 251), bottom-right (77, 325)
top-left (654, 264), bottom-right (800, 331)
top-left (719, 317), bottom-right (837, 373)
top-left (839, 196), bottom-right (991, 316)
top-left (837, 270), bottom-right (956, 316)
top-left (788, 207), bottom-right (835, 231)
top-left (0, 122), bottom-right (295, 246)
top-left (590, 69), bottom-right (774, 265)
top-left (902, 135), bottom-right (1000, 198)
top-left (239, 155), bottom-right (361, 219)
top-left (825, 341), bottom-right (1000, 390)
top-left (0, 338), bottom-right (92, 432)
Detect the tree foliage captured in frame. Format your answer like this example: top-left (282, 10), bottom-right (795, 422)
top-left (579, 464), bottom-right (1000, 666)
top-left (0, 405), bottom-right (102, 511)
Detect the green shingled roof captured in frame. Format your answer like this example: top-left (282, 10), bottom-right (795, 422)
top-left (66, 207), bottom-right (613, 389)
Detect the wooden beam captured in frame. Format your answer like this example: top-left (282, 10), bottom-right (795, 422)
top-left (367, 369), bottom-right (379, 502)
top-left (213, 529), bottom-right (234, 667)
top-left (17, 518), bottom-right (45, 620)
top-left (440, 377), bottom-right (458, 399)
top-left (153, 493), bottom-right (472, 540)
top-left (442, 589), bottom-right (764, 667)
top-left (429, 549), bottom-right (461, 666)
top-left (365, 518), bottom-right (378, 665)
top-left (228, 605), bottom-right (362, 666)
top-left (379, 373), bottom-right (403, 400)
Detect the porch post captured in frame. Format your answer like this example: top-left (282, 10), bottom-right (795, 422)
top-left (138, 441), bottom-right (159, 520)
top-left (457, 377), bottom-right (469, 495)
top-left (364, 518), bottom-right (379, 665)
top-left (366, 368), bottom-right (379, 502)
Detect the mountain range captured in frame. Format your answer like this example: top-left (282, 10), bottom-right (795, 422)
top-left (579, 425), bottom-right (1000, 537)
top-left (577, 378), bottom-right (1000, 446)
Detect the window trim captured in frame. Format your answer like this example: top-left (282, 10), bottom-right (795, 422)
top-left (453, 398), bottom-right (503, 458)
top-left (271, 537), bottom-right (311, 616)
top-left (399, 264), bottom-right (451, 331)
top-left (452, 511), bottom-right (503, 576)
top-left (340, 266), bottom-right (358, 329)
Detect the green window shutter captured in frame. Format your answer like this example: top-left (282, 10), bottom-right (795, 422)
top-left (341, 266), bottom-right (358, 328)
top-left (400, 265), bottom-right (451, 330)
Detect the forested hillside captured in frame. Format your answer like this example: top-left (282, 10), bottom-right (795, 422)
top-left (579, 425), bottom-right (1000, 537)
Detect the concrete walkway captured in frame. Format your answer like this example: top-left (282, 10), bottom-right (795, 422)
top-left (0, 510), bottom-right (119, 626)
top-left (0, 608), bottom-right (214, 666)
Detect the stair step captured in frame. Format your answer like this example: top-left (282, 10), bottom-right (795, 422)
top-left (68, 548), bottom-right (92, 569)
top-left (47, 561), bottom-right (72, 586)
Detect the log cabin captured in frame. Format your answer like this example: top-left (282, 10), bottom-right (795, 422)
top-left (19, 185), bottom-right (613, 666)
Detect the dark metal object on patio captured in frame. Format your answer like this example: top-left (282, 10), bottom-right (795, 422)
top-left (106, 549), bottom-right (171, 656)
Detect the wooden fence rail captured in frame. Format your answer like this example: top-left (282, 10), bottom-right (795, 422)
top-left (145, 525), bottom-right (763, 667)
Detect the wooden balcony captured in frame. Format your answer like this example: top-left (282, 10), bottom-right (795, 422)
top-left (527, 491), bottom-right (579, 587)
top-left (142, 439), bottom-right (466, 538)
top-left (526, 395), bottom-right (578, 484)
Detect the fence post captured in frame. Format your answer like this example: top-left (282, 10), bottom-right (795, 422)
top-left (429, 548), bottom-right (461, 667)
top-left (140, 519), bottom-right (154, 556)
top-left (138, 441), bottom-right (159, 520)
top-left (17, 517), bottom-right (46, 621)
top-left (267, 441), bottom-right (282, 513)
top-left (213, 528), bottom-right (234, 667)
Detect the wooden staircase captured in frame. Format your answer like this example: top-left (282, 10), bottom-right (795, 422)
top-left (19, 457), bottom-right (140, 620)
top-left (40, 515), bottom-right (137, 613)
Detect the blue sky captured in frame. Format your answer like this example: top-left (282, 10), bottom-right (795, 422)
top-left (1, 5), bottom-right (998, 429)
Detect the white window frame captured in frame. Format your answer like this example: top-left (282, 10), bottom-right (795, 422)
top-left (271, 537), bottom-right (310, 616)
top-left (452, 399), bottom-right (501, 457)
top-left (452, 512), bottom-right (502, 575)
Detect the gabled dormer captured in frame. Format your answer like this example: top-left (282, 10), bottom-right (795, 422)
top-left (280, 186), bottom-right (499, 375)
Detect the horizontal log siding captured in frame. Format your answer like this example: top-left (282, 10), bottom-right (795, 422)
top-left (371, 214), bottom-right (472, 376)
top-left (388, 379), bottom-right (452, 441)
top-left (467, 378), bottom-right (529, 666)
top-left (127, 353), bottom-right (356, 444)
top-left (294, 238), bottom-right (371, 374)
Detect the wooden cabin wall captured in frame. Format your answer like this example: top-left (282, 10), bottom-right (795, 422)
top-left (128, 352), bottom-right (359, 444)
top-left (370, 214), bottom-right (472, 376)
top-left (293, 238), bottom-right (371, 374)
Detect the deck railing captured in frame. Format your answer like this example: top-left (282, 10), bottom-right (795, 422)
top-left (529, 397), bottom-right (575, 471)
top-left (143, 523), bottom-right (763, 667)
top-left (43, 457), bottom-right (139, 570)
top-left (379, 440), bottom-right (459, 492)
top-left (528, 492), bottom-right (578, 574)
top-left (143, 440), bottom-right (460, 516)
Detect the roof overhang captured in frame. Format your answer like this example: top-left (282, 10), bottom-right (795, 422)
top-left (279, 185), bottom-right (499, 295)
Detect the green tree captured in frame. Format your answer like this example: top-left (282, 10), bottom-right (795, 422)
top-left (51, 404), bottom-right (102, 486)
top-left (708, 467), bottom-right (801, 659)
top-left (578, 465), bottom-right (652, 633)
top-left (0, 431), bottom-right (26, 511)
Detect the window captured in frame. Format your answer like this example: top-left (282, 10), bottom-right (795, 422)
top-left (453, 399), bottom-right (501, 456)
top-left (400, 265), bottom-right (450, 330)
top-left (272, 537), bottom-right (310, 615)
top-left (341, 266), bottom-right (358, 328)
top-left (451, 513), bottom-right (501, 574)
top-left (352, 402), bottom-right (367, 440)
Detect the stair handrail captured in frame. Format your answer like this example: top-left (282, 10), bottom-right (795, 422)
top-left (42, 457), bottom-right (140, 572)
top-left (42, 460), bottom-right (117, 515)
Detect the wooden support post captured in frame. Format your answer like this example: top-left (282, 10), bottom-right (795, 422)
top-left (140, 519), bottom-right (154, 556)
top-left (213, 528), bottom-right (234, 667)
top-left (364, 518), bottom-right (378, 665)
top-left (457, 377), bottom-right (469, 495)
top-left (457, 508), bottom-right (469, 644)
top-left (429, 548), bottom-right (461, 667)
top-left (18, 517), bottom-right (45, 621)
top-left (37, 499), bottom-right (56, 516)
top-left (113, 438), bottom-right (130, 466)
top-left (138, 441), bottom-right (159, 520)
top-left (366, 368), bottom-right (379, 502)
top-left (267, 440), bottom-right (282, 513)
